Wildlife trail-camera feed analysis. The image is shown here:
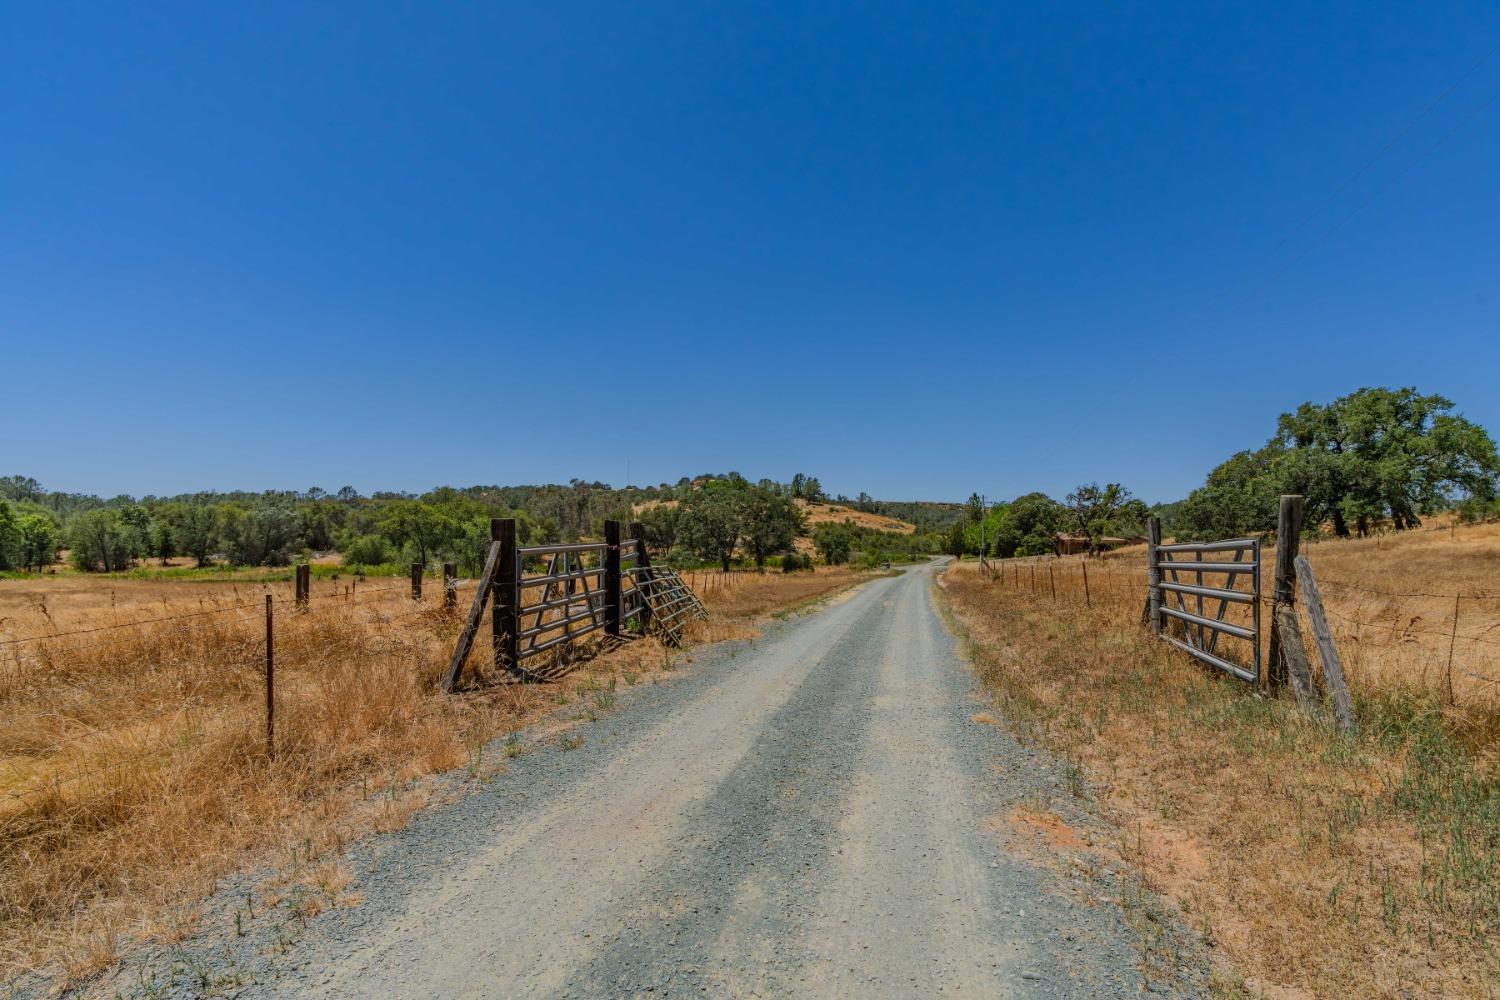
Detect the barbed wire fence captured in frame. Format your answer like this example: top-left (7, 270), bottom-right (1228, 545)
top-left (0, 572), bottom-right (496, 810)
top-left (968, 534), bottom-right (1500, 701)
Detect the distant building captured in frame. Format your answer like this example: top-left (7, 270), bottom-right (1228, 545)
top-left (1053, 533), bottom-right (1146, 556)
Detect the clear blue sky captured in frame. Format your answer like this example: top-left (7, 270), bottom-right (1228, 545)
top-left (4, 3), bottom-right (1499, 504)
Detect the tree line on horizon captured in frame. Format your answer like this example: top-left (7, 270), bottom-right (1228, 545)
top-left (946, 386), bottom-right (1500, 561)
top-left (7, 385), bottom-right (1491, 574)
top-left (0, 470), bottom-right (946, 575)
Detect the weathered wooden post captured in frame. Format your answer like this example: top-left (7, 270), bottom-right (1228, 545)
top-left (604, 519), bottom-right (622, 638)
top-left (1081, 560), bottom-right (1091, 608)
top-left (1145, 516), bottom-right (1162, 633)
top-left (492, 518), bottom-right (520, 676)
top-left (1268, 495), bottom-right (1304, 690)
top-left (1263, 495), bottom-right (1319, 708)
top-left (294, 563), bottom-right (310, 607)
top-left (1294, 555), bottom-right (1355, 732)
top-left (411, 562), bottom-right (423, 600)
top-left (443, 562), bottom-right (457, 611)
top-left (630, 521), bottom-right (652, 629)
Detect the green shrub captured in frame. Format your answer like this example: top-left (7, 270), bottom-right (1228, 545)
top-left (341, 532), bottom-right (394, 567)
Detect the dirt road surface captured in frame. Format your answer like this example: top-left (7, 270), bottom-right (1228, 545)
top-left (109, 561), bottom-right (1201, 998)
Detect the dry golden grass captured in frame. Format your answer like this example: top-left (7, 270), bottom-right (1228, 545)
top-left (0, 564), bottom-right (868, 987)
top-left (631, 498), bottom-right (917, 536)
top-left (942, 529), bottom-right (1499, 999)
top-left (793, 499), bottom-right (916, 534)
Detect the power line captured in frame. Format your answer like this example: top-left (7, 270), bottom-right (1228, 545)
top-left (1270, 38), bottom-right (1500, 254)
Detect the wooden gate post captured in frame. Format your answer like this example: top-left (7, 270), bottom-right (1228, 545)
top-left (1145, 516), bottom-right (1162, 633)
top-left (1268, 495), bottom-right (1304, 690)
top-left (630, 521), bottom-right (652, 629)
top-left (443, 562), bottom-right (457, 611)
top-left (604, 519), bottom-right (622, 637)
top-left (411, 562), bottom-right (423, 600)
top-left (492, 518), bottom-right (520, 675)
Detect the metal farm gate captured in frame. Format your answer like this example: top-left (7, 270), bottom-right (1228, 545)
top-left (442, 518), bottom-right (705, 690)
top-left (1147, 528), bottom-right (1261, 683)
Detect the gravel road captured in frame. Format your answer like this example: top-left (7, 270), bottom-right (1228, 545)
top-left (102, 560), bottom-right (1204, 999)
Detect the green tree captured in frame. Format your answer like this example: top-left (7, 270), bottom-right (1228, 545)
top-left (0, 476), bottom-right (44, 503)
top-left (172, 504), bottom-right (220, 567)
top-left (219, 504), bottom-right (299, 566)
top-left (0, 500), bottom-right (22, 570)
top-left (943, 520), bottom-right (968, 559)
top-left (117, 504), bottom-right (152, 560)
top-left (677, 481), bottom-right (744, 571)
top-left (991, 493), bottom-right (1063, 557)
top-left (341, 531), bottom-right (394, 568)
top-left (149, 518), bottom-right (175, 565)
top-left (1175, 448), bottom-right (1281, 540)
top-left (68, 509), bottom-right (135, 571)
top-left (1179, 387), bottom-right (1500, 538)
top-left (378, 500), bottom-right (458, 566)
top-left (18, 513), bottom-right (60, 570)
top-left (965, 493), bottom-right (984, 523)
top-left (814, 522), bottom-right (855, 565)
top-left (298, 502), bottom-right (344, 551)
top-left (638, 503), bottom-right (680, 554)
top-left (1064, 483), bottom-right (1147, 556)
top-left (740, 487), bottom-right (803, 568)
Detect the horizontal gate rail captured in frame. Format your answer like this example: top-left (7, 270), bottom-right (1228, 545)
top-left (1159, 605), bottom-right (1255, 640)
top-left (519, 567), bottom-right (604, 588)
top-left (1162, 635), bottom-right (1257, 683)
top-left (1157, 580), bottom-right (1253, 604)
top-left (1151, 559), bottom-right (1258, 574)
top-left (518, 541), bottom-right (607, 557)
top-left (1155, 539), bottom-right (1259, 554)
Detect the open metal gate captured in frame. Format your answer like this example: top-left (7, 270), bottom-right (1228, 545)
top-left (1148, 534), bottom-right (1261, 683)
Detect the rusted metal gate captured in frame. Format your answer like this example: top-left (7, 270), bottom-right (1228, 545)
top-left (443, 518), bottom-right (698, 690)
top-left (1147, 523), bottom-right (1261, 683)
top-left (628, 565), bottom-right (708, 645)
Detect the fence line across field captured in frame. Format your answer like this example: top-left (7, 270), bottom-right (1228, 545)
top-left (0, 580), bottom-right (438, 649)
top-left (3, 523), bottom-right (733, 813)
top-left (988, 496), bottom-right (1500, 725)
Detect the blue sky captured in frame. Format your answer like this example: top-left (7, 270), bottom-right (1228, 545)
top-left (4, 2), bottom-right (1498, 504)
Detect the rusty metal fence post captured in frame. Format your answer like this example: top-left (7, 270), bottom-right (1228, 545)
top-left (1145, 516), bottom-right (1162, 633)
top-left (264, 594), bottom-right (275, 758)
top-left (630, 521), bottom-right (652, 630)
top-left (604, 520), bottom-right (622, 637)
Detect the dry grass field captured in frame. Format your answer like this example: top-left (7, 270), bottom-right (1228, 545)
top-left (941, 518), bottom-right (1499, 998)
top-left (793, 499), bottom-right (916, 534)
top-left (0, 564), bottom-right (869, 986)
top-left (632, 497), bottom-right (917, 536)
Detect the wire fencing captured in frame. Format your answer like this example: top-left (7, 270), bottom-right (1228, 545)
top-left (0, 572), bottom-right (490, 810)
top-left (971, 540), bottom-right (1500, 708)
